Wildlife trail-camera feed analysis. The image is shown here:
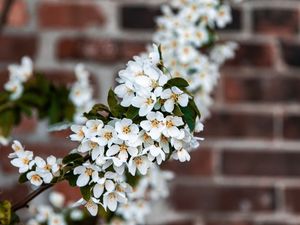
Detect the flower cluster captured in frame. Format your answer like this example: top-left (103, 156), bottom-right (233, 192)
top-left (67, 44), bottom-right (202, 216)
top-left (69, 64), bottom-right (95, 124)
top-left (4, 56), bottom-right (33, 101)
top-left (9, 140), bottom-right (62, 186)
top-left (153, 0), bottom-right (239, 120)
top-left (27, 192), bottom-right (85, 225)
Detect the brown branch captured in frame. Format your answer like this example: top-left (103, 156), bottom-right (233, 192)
top-left (0, 0), bottom-right (15, 33)
top-left (12, 184), bottom-right (53, 212)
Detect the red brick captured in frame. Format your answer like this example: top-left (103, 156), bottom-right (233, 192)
top-left (57, 38), bottom-right (120, 63)
top-left (223, 75), bottom-right (300, 103)
top-left (12, 116), bottom-right (37, 135)
top-left (285, 188), bottom-right (300, 213)
top-left (0, 0), bottom-right (28, 27)
top-left (283, 115), bottom-right (300, 140)
top-left (170, 184), bottom-right (275, 212)
top-left (0, 183), bottom-right (29, 204)
top-left (54, 181), bottom-right (82, 204)
top-left (119, 41), bottom-right (147, 61)
top-left (203, 111), bottom-right (274, 139)
top-left (253, 9), bottom-right (299, 36)
top-left (38, 2), bottom-right (105, 29)
top-left (0, 35), bottom-right (37, 62)
top-left (222, 151), bottom-right (300, 177)
top-left (162, 149), bottom-right (213, 176)
top-left (225, 42), bottom-right (275, 67)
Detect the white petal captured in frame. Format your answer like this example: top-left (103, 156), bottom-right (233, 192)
top-left (164, 99), bottom-right (175, 112)
top-left (76, 174), bottom-right (90, 187)
top-left (93, 184), bottom-right (104, 198)
top-left (105, 180), bottom-right (115, 192)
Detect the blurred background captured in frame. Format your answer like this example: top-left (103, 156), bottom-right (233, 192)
top-left (1, 0), bottom-right (300, 225)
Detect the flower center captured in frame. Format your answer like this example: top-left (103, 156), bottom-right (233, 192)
top-left (146, 97), bottom-right (154, 105)
top-left (22, 158), bottom-right (30, 165)
top-left (85, 168), bottom-right (93, 176)
top-left (166, 120), bottom-right (174, 128)
top-left (134, 157), bottom-right (143, 166)
top-left (104, 131), bottom-right (113, 140)
top-left (122, 126), bottom-right (131, 134)
top-left (32, 174), bottom-right (41, 182)
top-left (109, 192), bottom-right (116, 200)
top-left (119, 144), bottom-right (128, 152)
top-left (171, 93), bottom-right (179, 101)
top-left (44, 164), bottom-right (51, 171)
top-left (151, 119), bottom-right (160, 128)
top-left (89, 141), bottom-right (98, 149)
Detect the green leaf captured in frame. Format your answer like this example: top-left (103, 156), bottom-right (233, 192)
top-left (180, 102), bottom-right (197, 131)
top-left (62, 153), bottom-right (84, 165)
top-left (107, 89), bottom-right (125, 117)
top-left (80, 186), bottom-right (92, 201)
top-left (65, 173), bottom-right (77, 187)
top-left (165, 78), bottom-right (189, 88)
top-left (91, 104), bottom-right (110, 113)
top-left (18, 173), bottom-right (28, 184)
top-left (125, 106), bottom-right (139, 120)
top-left (173, 105), bottom-right (184, 117)
top-left (0, 200), bottom-right (11, 225)
top-left (0, 110), bottom-right (15, 137)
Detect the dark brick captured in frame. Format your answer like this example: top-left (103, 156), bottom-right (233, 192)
top-left (222, 151), bottom-right (300, 177)
top-left (0, 183), bottom-right (29, 204)
top-left (203, 111), bottom-right (274, 139)
top-left (171, 184), bottom-right (275, 212)
top-left (120, 6), bottom-right (160, 30)
top-left (225, 42), bottom-right (275, 67)
top-left (222, 8), bottom-right (242, 31)
top-left (162, 149), bottom-right (213, 176)
top-left (0, 35), bottom-right (37, 62)
top-left (281, 40), bottom-right (300, 67)
top-left (253, 9), bottom-right (299, 35)
top-left (223, 75), bottom-right (300, 103)
top-left (38, 2), bottom-right (105, 29)
top-left (283, 115), bottom-right (300, 139)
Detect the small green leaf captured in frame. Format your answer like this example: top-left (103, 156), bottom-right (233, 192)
top-left (173, 105), bottom-right (184, 117)
top-left (65, 173), bottom-right (77, 187)
top-left (18, 173), bottom-right (28, 184)
top-left (107, 89), bottom-right (125, 117)
top-left (80, 186), bottom-right (92, 201)
top-left (180, 102), bottom-right (197, 131)
top-left (62, 153), bottom-right (84, 165)
top-left (165, 78), bottom-right (189, 88)
top-left (125, 106), bottom-right (139, 120)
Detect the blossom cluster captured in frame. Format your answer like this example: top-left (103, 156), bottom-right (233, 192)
top-left (67, 44), bottom-right (202, 215)
top-left (153, 0), bottom-right (239, 120)
top-left (4, 56), bottom-right (33, 101)
top-left (9, 140), bottom-right (62, 186)
top-left (27, 192), bottom-right (85, 225)
top-left (69, 64), bottom-right (95, 124)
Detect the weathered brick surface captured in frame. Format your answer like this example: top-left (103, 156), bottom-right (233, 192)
top-left (171, 184), bottom-right (275, 212)
top-left (1, 1), bottom-right (300, 224)
top-left (38, 2), bottom-right (105, 29)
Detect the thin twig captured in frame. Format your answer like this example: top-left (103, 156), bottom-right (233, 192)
top-left (12, 184), bottom-right (53, 212)
top-left (0, 0), bottom-right (15, 32)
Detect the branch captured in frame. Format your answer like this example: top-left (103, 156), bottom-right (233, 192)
top-left (12, 184), bottom-right (53, 212)
top-left (0, 0), bottom-right (15, 32)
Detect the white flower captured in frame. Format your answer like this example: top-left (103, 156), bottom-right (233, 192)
top-left (132, 92), bottom-right (157, 116)
top-left (161, 87), bottom-right (189, 112)
top-left (4, 79), bottom-right (23, 100)
top-left (35, 156), bottom-right (59, 175)
top-left (8, 140), bottom-right (24, 158)
top-left (128, 155), bottom-right (150, 176)
top-left (163, 116), bottom-right (184, 138)
top-left (74, 162), bottom-right (100, 187)
top-left (107, 140), bottom-right (138, 162)
top-left (82, 120), bottom-right (104, 139)
top-left (35, 205), bottom-right (53, 223)
top-left (114, 82), bottom-right (135, 107)
top-left (10, 150), bottom-right (34, 173)
top-left (91, 125), bottom-right (117, 147)
top-left (70, 209), bottom-right (84, 221)
top-left (115, 119), bottom-right (139, 141)
top-left (93, 173), bottom-right (116, 198)
top-left (8, 56), bottom-right (33, 82)
top-left (143, 145), bottom-right (165, 164)
top-left (216, 5), bottom-right (232, 28)
top-left (0, 135), bottom-right (9, 146)
top-left (103, 190), bottom-right (127, 211)
top-left (70, 83), bottom-right (93, 108)
top-left (70, 125), bottom-right (85, 142)
top-left (49, 192), bottom-right (65, 208)
top-left (173, 148), bottom-right (191, 162)
top-left (27, 171), bottom-right (46, 186)
top-left (48, 214), bottom-right (66, 225)
top-left (140, 111), bottom-right (165, 140)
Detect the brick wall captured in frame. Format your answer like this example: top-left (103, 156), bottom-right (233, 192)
top-left (1, 0), bottom-right (300, 225)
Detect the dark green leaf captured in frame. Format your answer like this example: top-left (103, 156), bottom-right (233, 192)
top-left (63, 153), bottom-right (84, 165)
top-left (180, 102), bottom-right (197, 131)
top-left (80, 186), bottom-right (92, 201)
top-left (125, 106), bottom-right (139, 120)
top-left (107, 89), bottom-right (125, 117)
top-left (165, 78), bottom-right (189, 88)
top-left (65, 173), bottom-right (77, 187)
top-left (173, 105), bottom-right (184, 117)
top-left (18, 173), bottom-right (28, 184)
